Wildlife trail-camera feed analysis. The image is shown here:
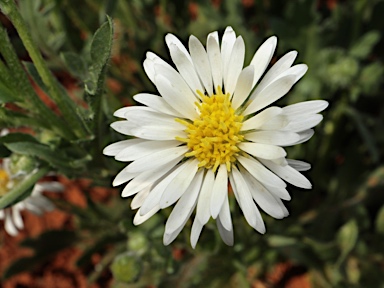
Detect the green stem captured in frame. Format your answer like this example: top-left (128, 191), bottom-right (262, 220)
top-left (0, 0), bottom-right (90, 139)
top-left (0, 166), bottom-right (49, 209)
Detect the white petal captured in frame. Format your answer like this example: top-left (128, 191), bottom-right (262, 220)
top-left (114, 106), bottom-right (155, 119)
top-left (164, 169), bottom-right (204, 234)
top-left (165, 33), bottom-right (192, 62)
top-left (259, 159), bottom-right (312, 189)
top-left (115, 140), bottom-right (180, 161)
top-left (230, 167), bottom-right (265, 233)
top-left (190, 218), bottom-right (204, 248)
top-left (264, 184), bottom-right (291, 201)
top-left (110, 121), bottom-right (136, 135)
top-left (140, 162), bottom-right (187, 215)
top-left (253, 50), bottom-right (298, 94)
top-left (155, 74), bottom-right (198, 120)
top-left (241, 168), bottom-right (286, 219)
top-left (283, 100), bottom-right (329, 117)
top-left (241, 107), bottom-right (282, 131)
top-left (189, 35), bottom-right (213, 95)
top-left (196, 170), bottom-right (215, 225)
top-left (105, 139), bottom-right (139, 159)
top-left (237, 155), bottom-right (286, 188)
top-left (238, 142), bottom-right (286, 159)
top-left (143, 58), bottom-right (155, 83)
top-left (249, 36), bottom-right (277, 88)
top-left (168, 43), bottom-right (204, 95)
top-left (160, 159), bottom-right (199, 208)
top-left (122, 157), bottom-right (180, 197)
top-left (130, 125), bottom-right (186, 141)
top-left (287, 159), bottom-right (311, 171)
top-left (283, 114), bottom-right (323, 133)
top-left (34, 182), bottom-right (63, 193)
top-left (207, 32), bottom-right (223, 92)
top-left (218, 191), bottom-right (232, 231)
top-left (113, 166), bottom-right (139, 187)
top-left (232, 65), bottom-right (254, 110)
top-left (221, 27), bottom-right (236, 82)
top-left (210, 164), bottom-right (228, 219)
top-left (133, 205), bottom-right (159, 226)
top-left (131, 186), bottom-right (151, 209)
top-left (4, 210), bottom-right (18, 236)
top-left (12, 206), bottom-right (24, 229)
top-left (217, 216), bottom-right (234, 246)
top-left (125, 146), bottom-right (187, 173)
top-left (133, 93), bottom-right (183, 117)
top-left (124, 109), bottom-right (185, 130)
top-left (224, 36), bottom-right (245, 96)
top-left (244, 75), bottom-right (296, 115)
top-left (244, 131), bottom-right (300, 146)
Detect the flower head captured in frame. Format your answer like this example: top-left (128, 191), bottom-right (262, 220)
top-left (104, 27), bottom-right (328, 248)
top-left (0, 158), bottom-right (63, 236)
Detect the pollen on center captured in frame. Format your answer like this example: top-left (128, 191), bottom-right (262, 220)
top-left (176, 88), bottom-right (244, 172)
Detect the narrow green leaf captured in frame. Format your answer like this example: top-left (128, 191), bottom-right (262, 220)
top-left (350, 31), bottom-right (381, 59)
top-left (5, 142), bottom-right (76, 171)
top-left (0, 167), bottom-right (49, 209)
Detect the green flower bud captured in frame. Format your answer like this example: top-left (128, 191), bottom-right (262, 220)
top-left (9, 154), bottom-right (36, 175)
top-left (110, 252), bottom-right (141, 283)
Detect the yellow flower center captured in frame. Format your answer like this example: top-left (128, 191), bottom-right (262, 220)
top-left (0, 168), bottom-right (10, 196)
top-left (176, 88), bottom-right (244, 172)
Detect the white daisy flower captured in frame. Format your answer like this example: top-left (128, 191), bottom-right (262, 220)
top-left (0, 158), bottom-right (64, 236)
top-left (104, 27), bottom-right (328, 248)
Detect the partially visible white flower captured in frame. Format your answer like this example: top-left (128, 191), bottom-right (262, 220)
top-left (0, 159), bottom-right (64, 236)
top-left (104, 27), bottom-right (328, 247)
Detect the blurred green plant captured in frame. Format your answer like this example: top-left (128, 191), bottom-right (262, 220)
top-left (0, 0), bottom-right (384, 287)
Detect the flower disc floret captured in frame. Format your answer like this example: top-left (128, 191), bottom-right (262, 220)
top-left (176, 89), bottom-right (244, 172)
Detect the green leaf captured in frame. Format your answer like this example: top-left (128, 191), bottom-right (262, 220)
top-left (3, 230), bottom-right (77, 279)
top-left (336, 220), bottom-right (358, 260)
top-left (0, 81), bottom-right (18, 103)
top-left (85, 15), bottom-right (113, 96)
top-left (4, 142), bottom-right (80, 172)
top-left (375, 205), bottom-right (384, 235)
top-left (350, 31), bottom-right (381, 59)
top-left (61, 51), bottom-right (88, 80)
top-left (267, 235), bottom-right (297, 247)
top-left (0, 132), bottom-right (39, 158)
